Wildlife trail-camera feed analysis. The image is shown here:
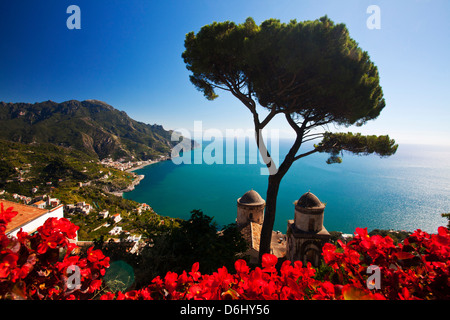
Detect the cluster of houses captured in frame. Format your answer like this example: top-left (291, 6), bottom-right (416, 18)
top-left (64, 201), bottom-right (93, 215)
top-left (100, 156), bottom-right (168, 172)
top-left (100, 158), bottom-right (143, 171)
top-left (33, 197), bottom-right (61, 209)
top-left (95, 207), bottom-right (145, 253)
top-left (0, 190), bottom-right (33, 205)
top-left (66, 201), bottom-right (152, 246)
top-left (1, 190), bottom-right (62, 210)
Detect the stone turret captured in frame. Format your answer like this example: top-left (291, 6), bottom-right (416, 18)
top-left (286, 192), bottom-right (330, 267)
top-left (237, 190), bottom-right (265, 226)
top-left (294, 192), bottom-right (325, 233)
top-left (236, 189), bottom-right (266, 264)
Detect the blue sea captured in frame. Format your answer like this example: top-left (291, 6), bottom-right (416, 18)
top-left (124, 138), bottom-right (450, 234)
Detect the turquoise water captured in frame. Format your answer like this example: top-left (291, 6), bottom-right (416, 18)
top-left (124, 139), bottom-right (450, 234)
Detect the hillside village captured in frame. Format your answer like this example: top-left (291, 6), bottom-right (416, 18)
top-left (0, 157), bottom-right (164, 246)
top-left (100, 155), bottom-right (169, 172)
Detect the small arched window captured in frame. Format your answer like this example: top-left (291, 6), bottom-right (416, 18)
top-left (308, 218), bottom-right (314, 232)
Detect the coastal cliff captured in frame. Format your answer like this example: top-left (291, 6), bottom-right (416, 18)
top-left (108, 174), bottom-right (145, 197)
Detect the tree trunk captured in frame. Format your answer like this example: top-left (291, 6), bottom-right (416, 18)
top-left (257, 130), bottom-right (301, 263)
top-left (258, 173), bottom-right (282, 263)
top-left (254, 114), bottom-right (306, 264)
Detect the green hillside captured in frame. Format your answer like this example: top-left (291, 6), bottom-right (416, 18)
top-left (0, 99), bottom-right (181, 161)
top-left (0, 139), bottom-right (133, 197)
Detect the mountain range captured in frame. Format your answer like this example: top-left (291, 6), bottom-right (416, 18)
top-left (0, 99), bottom-right (188, 160)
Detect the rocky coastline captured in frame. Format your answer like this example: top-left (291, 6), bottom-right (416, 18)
top-left (109, 174), bottom-right (145, 197)
top-left (109, 157), bottom-right (169, 197)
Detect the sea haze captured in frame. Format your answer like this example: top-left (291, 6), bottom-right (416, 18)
top-left (124, 138), bottom-right (450, 234)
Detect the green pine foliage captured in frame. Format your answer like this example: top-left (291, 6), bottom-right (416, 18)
top-left (316, 132), bottom-right (398, 164)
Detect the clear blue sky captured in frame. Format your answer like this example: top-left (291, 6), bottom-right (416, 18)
top-left (0, 0), bottom-right (449, 145)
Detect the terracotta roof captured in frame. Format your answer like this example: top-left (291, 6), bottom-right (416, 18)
top-left (1, 199), bottom-right (48, 234)
top-left (240, 222), bottom-right (262, 251)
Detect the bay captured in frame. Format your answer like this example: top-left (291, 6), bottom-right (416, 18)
top-left (123, 138), bottom-right (450, 234)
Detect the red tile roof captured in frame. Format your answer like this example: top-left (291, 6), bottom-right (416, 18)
top-left (2, 199), bottom-right (48, 234)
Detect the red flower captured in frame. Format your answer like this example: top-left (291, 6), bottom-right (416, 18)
top-left (261, 254), bottom-right (277, 273)
top-left (322, 243), bottom-right (339, 268)
top-left (189, 262), bottom-right (201, 281)
top-left (37, 239), bottom-right (59, 255)
top-left (124, 290), bottom-right (139, 300)
top-left (88, 279), bottom-right (102, 293)
top-left (186, 285), bottom-right (203, 300)
top-left (18, 260), bottom-right (34, 279)
top-left (137, 287), bottom-right (153, 300)
top-left (151, 275), bottom-right (163, 287)
top-left (0, 253), bottom-right (18, 278)
top-left (435, 226), bottom-right (450, 246)
top-left (343, 246), bottom-right (361, 265)
top-left (235, 259), bottom-right (250, 275)
top-left (87, 247), bottom-right (102, 263)
top-left (116, 291), bottom-right (126, 300)
top-left (164, 271), bottom-right (179, 294)
top-left (313, 281), bottom-right (336, 300)
top-left (353, 227), bottom-right (368, 240)
top-left (0, 203), bottom-right (18, 226)
top-left (100, 292), bottom-right (115, 300)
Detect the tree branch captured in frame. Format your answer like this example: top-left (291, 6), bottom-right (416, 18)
top-left (260, 109), bottom-right (281, 128)
top-left (219, 74), bottom-right (257, 115)
top-left (218, 74), bottom-right (279, 174)
top-left (284, 111), bottom-right (303, 135)
top-left (293, 148), bottom-right (320, 161)
top-left (274, 112), bottom-right (311, 177)
top-left (210, 83), bottom-right (232, 91)
top-left (302, 134), bottom-right (324, 144)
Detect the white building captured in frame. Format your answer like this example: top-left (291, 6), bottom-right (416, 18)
top-left (80, 203), bottom-right (92, 215)
top-left (47, 198), bottom-right (61, 207)
top-left (75, 201), bottom-right (92, 215)
top-left (137, 203), bottom-right (151, 214)
top-left (109, 226), bottom-right (122, 235)
top-left (112, 213), bottom-right (122, 223)
top-left (3, 199), bottom-right (66, 239)
top-left (99, 210), bottom-right (109, 219)
top-left (32, 200), bottom-right (47, 209)
top-left (126, 234), bottom-right (141, 242)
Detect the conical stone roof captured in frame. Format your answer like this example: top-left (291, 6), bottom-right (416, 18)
top-left (238, 190), bottom-right (265, 206)
top-left (295, 192), bottom-right (324, 209)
